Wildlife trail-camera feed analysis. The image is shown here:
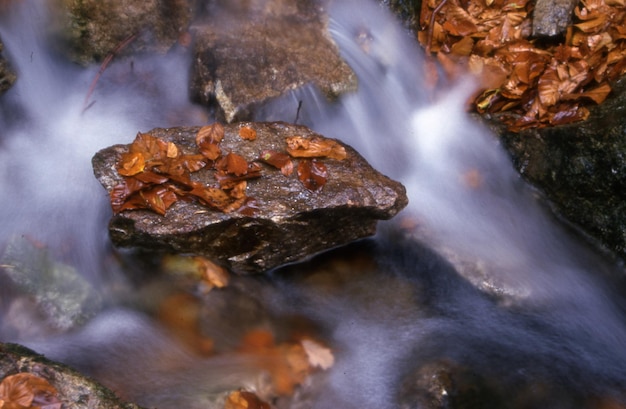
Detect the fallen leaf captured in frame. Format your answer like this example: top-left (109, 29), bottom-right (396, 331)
top-left (117, 152), bottom-right (145, 176)
top-left (285, 136), bottom-right (347, 160)
top-left (0, 373), bottom-right (61, 409)
top-left (224, 391), bottom-right (270, 409)
top-left (194, 256), bottom-right (229, 289)
top-left (166, 142), bottom-right (179, 158)
top-left (297, 159), bottom-right (327, 192)
top-left (239, 126), bottom-right (257, 141)
top-left (259, 150), bottom-right (294, 176)
top-left (196, 123), bottom-right (224, 146)
top-left (301, 339), bottom-right (334, 370)
top-left (198, 140), bottom-right (222, 161)
top-left (216, 153), bottom-right (249, 177)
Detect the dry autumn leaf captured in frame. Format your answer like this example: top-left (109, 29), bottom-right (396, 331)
top-left (196, 123), bottom-right (224, 145)
top-left (285, 136), bottom-right (347, 160)
top-left (259, 150), bottom-right (294, 176)
top-left (419, 0), bottom-right (626, 130)
top-left (224, 391), bottom-right (270, 409)
top-left (0, 373), bottom-right (61, 409)
top-left (300, 339), bottom-right (335, 370)
top-left (216, 153), bottom-right (249, 177)
top-left (239, 126), bottom-right (257, 141)
top-left (297, 159), bottom-right (327, 192)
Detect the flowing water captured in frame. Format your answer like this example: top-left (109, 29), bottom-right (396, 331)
top-left (1, 0), bottom-right (626, 408)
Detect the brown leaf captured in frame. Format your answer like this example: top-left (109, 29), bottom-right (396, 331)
top-left (259, 150), bottom-right (294, 176)
top-left (194, 256), bottom-right (229, 289)
top-left (188, 184), bottom-right (239, 212)
top-left (110, 178), bottom-right (146, 213)
top-left (166, 142), bottom-right (179, 158)
top-left (129, 132), bottom-right (169, 163)
top-left (285, 136), bottom-right (347, 160)
top-left (198, 141), bottom-right (221, 161)
top-left (239, 126), bottom-right (257, 141)
top-left (216, 153), bottom-right (249, 176)
top-left (138, 186), bottom-right (178, 216)
top-left (0, 373), bottom-right (60, 409)
top-left (297, 159), bottom-right (327, 192)
top-left (196, 123), bottom-right (224, 146)
top-left (117, 152), bottom-right (145, 176)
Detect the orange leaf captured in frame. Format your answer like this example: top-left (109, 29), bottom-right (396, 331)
top-left (140, 186), bottom-right (178, 216)
top-left (297, 159), bottom-right (327, 192)
top-left (198, 141), bottom-right (221, 161)
top-left (259, 150), bottom-right (294, 176)
top-left (188, 184), bottom-right (238, 212)
top-left (166, 142), bottom-right (179, 158)
top-left (285, 136), bottom-right (347, 160)
top-left (0, 373), bottom-right (60, 409)
top-left (129, 132), bottom-right (169, 163)
top-left (239, 126), bottom-right (257, 141)
top-left (196, 123), bottom-right (224, 146)
top-left (110, 177), bottom-right (146, 213)
top-left (225, 391), bottom-right (270, 409)
top-left (216, 153), bottom-right (249, 176)
top-left (117, 152), bottom-right (145, 176)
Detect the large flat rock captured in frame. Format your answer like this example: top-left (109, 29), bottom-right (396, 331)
top-left (92, 122), bottom-right (407, 272)
top-left (190, 0), bottom-right (357, 122)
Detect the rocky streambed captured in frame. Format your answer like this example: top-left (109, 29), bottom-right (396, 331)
top-left (2, 0), bottom-right (626, 409)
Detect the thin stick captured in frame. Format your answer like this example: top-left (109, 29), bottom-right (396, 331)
top-left (426, 0), bottom-right (448, 55)
top-left (82, 33), bottom-right (138, 113)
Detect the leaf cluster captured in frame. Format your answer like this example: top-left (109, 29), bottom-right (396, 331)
top-left (111, 125), bottom-right (347, 216)
top-left (0, 373), bottom-right (61, 409)
top-left (419, 0), bottom-right (626, 130)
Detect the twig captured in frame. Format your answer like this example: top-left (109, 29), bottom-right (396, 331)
top-left (426, 0), bottom-right (449, 55)
top-left (294, 100), bottom-right (303, 124)
top-left (82, 33), bottom-right (138, 113)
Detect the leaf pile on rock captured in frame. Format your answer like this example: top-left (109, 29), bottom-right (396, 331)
top-left (92, 122), bottom-right (407, 272)
top-left (419, 0), bottom-right (626, 130)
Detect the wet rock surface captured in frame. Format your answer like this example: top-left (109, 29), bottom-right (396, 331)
top-left (92, 122), bottom-right (407, 273)
top-left (190, 0), bottom-right (357, 122)
top-left (490, 78), bottom-right (626, 261)
top-left (49, 0), bottom-right (193, 64)
top-left (0, 37), bottom-right (16, 93)
top-left (531, 0), bottom-right (578, 37)
top-left (0, 343), bottom-right (142, 409)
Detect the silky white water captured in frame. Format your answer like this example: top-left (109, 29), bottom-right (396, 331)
top-left (1, 1), bottom-right (626, 408)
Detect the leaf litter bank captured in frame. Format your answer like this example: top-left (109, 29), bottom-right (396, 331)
top-left (419, 0), bottom-right (626, 130)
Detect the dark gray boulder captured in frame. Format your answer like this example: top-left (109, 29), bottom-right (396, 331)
top-left (190, 0), bottom-right (357, 122)
top-left (491, 78), bottom-right (626, 261)
top-left (92, 122), bottom-right (407, 273)
top-left (49, 0), bottom-right (193, 65)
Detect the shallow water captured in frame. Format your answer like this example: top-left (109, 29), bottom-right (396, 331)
top-left (1, 1), bottom-right (626, 408)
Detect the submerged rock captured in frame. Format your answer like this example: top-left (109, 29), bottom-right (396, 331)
top-left (92, 122), bottom-right (407, 272)
top-left (0, 236), bottom-right (102, 336)
top-left (190, 0), bottom-right (357, 122)
top-left (49, 0), bottom-right (193, 65)
top-left (0, 343), bottom-right (142, 409)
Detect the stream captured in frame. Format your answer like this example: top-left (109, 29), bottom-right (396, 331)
top-left (2, 0), bottom-right (626, 408)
